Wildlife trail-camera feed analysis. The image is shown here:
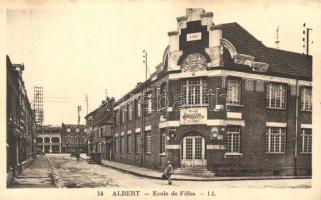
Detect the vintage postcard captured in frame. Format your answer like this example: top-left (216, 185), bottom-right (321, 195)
top-left (1, 0), bottom-right (321, 200)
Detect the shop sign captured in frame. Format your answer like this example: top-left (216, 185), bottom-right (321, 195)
top-left (186, 32), bottom-right (202, 41)
top-left (180, 107), bottom-right (207, 125)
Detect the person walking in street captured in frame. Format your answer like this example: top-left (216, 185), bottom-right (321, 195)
top-left (163, 161), bottom-right (173, 185)
top-left (76, 150), bottom-right (80, 161)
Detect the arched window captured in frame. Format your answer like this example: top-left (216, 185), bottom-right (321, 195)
top-left (51, 137), bottom-right (60, 143)
top-left (36, 137), bottom-right (43, 143)
top-left (44, 137), bottom-right (50, 143)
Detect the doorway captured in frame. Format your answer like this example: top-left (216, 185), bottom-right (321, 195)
top-left (181, 136), bottom-right (206, 168)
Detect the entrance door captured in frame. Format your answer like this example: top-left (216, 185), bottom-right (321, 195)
top-left (181, 136), bottom-right (206, 168)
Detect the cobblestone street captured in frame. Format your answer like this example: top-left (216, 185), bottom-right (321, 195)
top-left (15, 154), bottom-right (310, 188)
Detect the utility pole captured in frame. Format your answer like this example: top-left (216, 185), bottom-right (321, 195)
top-left (85, 95), bottom-right (88, 116)
top-left (77, 106), bottom-right (82, 125)
top-left (303, 23), bottom-right (313, 56)
top-left (275, 26), bottom-right (280, 49)
top-left (141, 50), bottom-right (148, 165)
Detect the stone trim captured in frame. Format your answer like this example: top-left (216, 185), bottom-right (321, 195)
top-left (166, 145), bottom-right (180, 149)
top-left (266, 122), bottom-right (287, 127)
top-left (301, 124), bottom-right (312, 129)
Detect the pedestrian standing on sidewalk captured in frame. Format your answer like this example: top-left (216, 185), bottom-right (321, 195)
top-left (163, 161), bottom-right (173, 185)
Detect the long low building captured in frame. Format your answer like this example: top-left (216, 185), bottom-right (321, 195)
top-left (36, 123), bottom-right (87, 154)
top-left (112, 8), bottom-right (312, 176)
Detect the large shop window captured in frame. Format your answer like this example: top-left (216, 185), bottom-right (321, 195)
top-left (181, 78), bottom-right (208, 106)
top-left (266, 127), bottom-right (286, 153)
top-left (267, 83), bottom-right (287, 109)
top-left (301, 128), bottom-right (312, 153)
top-left (226, 127), bottom-right (240, 153)
top-left (146, 131), bottom-right (152, 154)
top-left (160, 131), bottom-right (166, 154)
top-left (135, 133), bottom-right (142, 154)
top-left (301, 87), bottom-right (312, 111)
top-left (227, 78), bottom-right (241, 105)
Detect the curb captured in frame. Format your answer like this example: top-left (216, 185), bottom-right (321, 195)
top-left (21, 157), bottom-right (35, 170)
top-left (47, 157), bottom-right (65, 188)
top-left (80, 157), bottom-right (311, 181)
top-left (100, 162), bottom-right (311, 181)
top-left (101, 163), bottom-right (162, 180)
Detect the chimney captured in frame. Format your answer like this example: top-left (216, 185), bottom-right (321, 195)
top-left (136, 82), bottom-right (142, 87)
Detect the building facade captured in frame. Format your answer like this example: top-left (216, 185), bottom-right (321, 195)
top-left (36, 125), bottom-right (62, 153)
top-left (61, 124), bottom-right (87, 153)
top-left (85, 98), bottom-right (114, 160)
top-left (7, 55), bottom-right (37, 184)
top-left (112, 8), bottom-right (312, 176)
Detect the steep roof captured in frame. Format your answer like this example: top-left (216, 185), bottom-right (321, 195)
top-left (217, 22), bottom-right (312, 80)
top-left (114, 22), bottom-right (312, 106)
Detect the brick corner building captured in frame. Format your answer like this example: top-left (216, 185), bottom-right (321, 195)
top-left (112, 8), bottom-right (312, 176)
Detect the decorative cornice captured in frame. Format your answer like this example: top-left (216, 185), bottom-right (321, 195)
top-left (200, 12), bottom-right (213, 18)
top-left (168, 31), bottom-right (179, 36)
top-left (176, 16), bottom-right (188, 22)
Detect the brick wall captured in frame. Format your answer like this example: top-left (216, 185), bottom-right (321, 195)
top-left (113, 75), bottom-right (311, 176)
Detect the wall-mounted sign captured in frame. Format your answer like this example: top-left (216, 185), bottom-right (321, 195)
top-left (169, 128), bottom-right (176, 139)
top-left (186, 32), bottom-right (202, 41)
top-left (181, 53), bottom-right (207, 72)
top-left (210, 127), bottom-right (219, 134)
top-left (180, 107), bottom-right (207, 125)
top-left (210, 127), bottom-right (219, 139)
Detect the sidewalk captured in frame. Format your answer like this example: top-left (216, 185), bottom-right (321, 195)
top-left (80, 154), bottom-right (311, 181)
top-left (8, 156), bottom-right (55, 188)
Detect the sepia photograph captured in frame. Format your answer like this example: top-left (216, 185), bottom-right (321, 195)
top-left (1, 0), bottom-right (321, 199)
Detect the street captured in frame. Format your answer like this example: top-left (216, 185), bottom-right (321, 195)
top-left (44, 154), bottom-right (311, 188)
top-left (9, 156), bottom-right (55, 188)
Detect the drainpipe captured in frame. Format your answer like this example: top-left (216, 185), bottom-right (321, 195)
top-left (294, 79), bottom-right (299, 176)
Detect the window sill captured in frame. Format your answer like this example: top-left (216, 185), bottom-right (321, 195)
top-left (179, 104), bottom-right (209, 108)
top-left (300, 152), bottom-right (312, 154)
top-left (224, 152), bottom-right (243, 158)
top-left (265, 152), bottom-right (285, 154)
top-left (159, 153), bottom-right (166, 156)
top-left (226, 104), bottom-right (244, 107)
top-left (300, 110), bottom-right (312, 113)
top-left (266, 107), bottom-right (286, 111)
top-left (146, 152), bottom-right (152, 155)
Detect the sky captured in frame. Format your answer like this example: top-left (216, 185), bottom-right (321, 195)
top-left (5, 0), bottom-right (321, 125)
